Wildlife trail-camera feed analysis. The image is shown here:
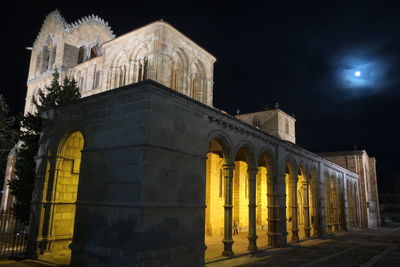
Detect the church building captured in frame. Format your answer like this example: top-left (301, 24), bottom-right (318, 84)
top-left (1, 10), bottom-right (380, 266)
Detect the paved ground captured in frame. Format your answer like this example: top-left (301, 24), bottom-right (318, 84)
top-left (206, 229), bottom-right (269, 261)
top-left (1, 225), bottom-right (399, 266)
top-left (206, 225), bottom-right (400, 267)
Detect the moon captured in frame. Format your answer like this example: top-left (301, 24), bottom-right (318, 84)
top-left (355, 71), bottom-right (361, 77)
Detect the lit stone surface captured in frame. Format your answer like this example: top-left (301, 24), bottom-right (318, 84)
top-left (25, 10), bottom-right (215, 116)
top-left (14, 10), bottom-right (379, 267)
top-left (27, 81), bottom-right (362, 266)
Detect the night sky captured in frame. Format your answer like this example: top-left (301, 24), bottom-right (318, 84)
top-left (2, 2), bottom-right (400, 193)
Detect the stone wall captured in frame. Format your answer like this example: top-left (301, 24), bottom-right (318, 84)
top-left (28, 80), bottom-right (361, 266)
top-left (25, 12), bottom-right (216, 115)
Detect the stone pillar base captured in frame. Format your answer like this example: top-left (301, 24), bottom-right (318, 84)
top-left (222, 239), bottom-right (234, 257)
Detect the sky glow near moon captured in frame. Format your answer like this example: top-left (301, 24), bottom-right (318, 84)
top-left (334, 51), bottom-right (391, 94)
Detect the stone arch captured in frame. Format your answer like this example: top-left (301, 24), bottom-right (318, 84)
top-left (130, 43), bottom-right (149, 82)
top-left (38, 130), bottom-right (85, 265)
top-left (37, 36), bottom-right (56, 75)
top-left (205, 130), bottom-right (235, 258)
top-left (232, 142), bottom-right (257, 252)
top-left (48, 120), bottom-right (88, 154)
top-left (284, 154), bottom-right (298, 183)
top-left (234, 141), bottom-right (256, 168)
top-left (189, 59), bottom-right (207, 103)
top-left (257, 146), bottom-right (277, 246)
top-left (284, 154), bottom-right (299, 241)
top-left (207, 130), bottom-right (234, 163)
top-left (256, 146), bottom-right (276, 169)
top-left (170, 47), bottom-right (189, 94)
top-left (110, 51), bottom-right (129, 88)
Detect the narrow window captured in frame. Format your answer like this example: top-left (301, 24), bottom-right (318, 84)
top-left (285, 118), bottom-right (289, 134)
top-left (90, 46), bottom-right (99, 59)
top-left (143, 57), bottom-right (148, 80)
top-left (49, 45), bottom-right (57, 70)
top-left (94, 71), bottom-right (101, 89)
top-left (41, 46), bottom-right (50, 73)
top-left (80, 76), bottom-right (85, 91)
top-left (253, 117), bottom-right (261, 128)
top-left (138, 61), bottom-right (143, 82)
top-left (78, 46), bottom-right (85, 64)
top-left (192, 75), bottom-right (200, 100)
top-left (35, 52), bottom-right (41, 76)
top-left (171, 68), bottom-right (177, 90)
top-left (119, 67), bottom-right (125, 87)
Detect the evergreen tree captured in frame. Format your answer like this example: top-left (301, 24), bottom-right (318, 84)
top-left (0, 94), bottom-right (17, 191)
top-left (9, 71), bottom-right (80, 223)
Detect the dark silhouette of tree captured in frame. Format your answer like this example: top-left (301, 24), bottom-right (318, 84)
top-left (0, 94), bottom-right (17, 191)
top-left (9, 71), bottom-right (80, 223)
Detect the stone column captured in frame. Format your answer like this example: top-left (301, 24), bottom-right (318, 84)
top-left (267, 166), bottom-right (280, 247)
top-left (303, 181), bottom-right (311, 238)
top-left (247, 167), bottom-right (258, 252)
top-left (222, 164), bottom-right (235, 257)
top-left (290, 168), bottom-right (299, 241)
top-left (108, 67), bottom-right (114, 89)
top-left (42, 156), bottom-right (63, 248)
top-left (310, 178), bottom-right (319, 237)
top-left (27, 153), bottom-right (52, 257)
top-left (276, 170), bottom-right (288, 247)
top-left (333, 181), bottom-right (340, 232)
top-left (324, 175), bottom-right (332, 234)
top-left (343, 177), bottom-right (350, 231)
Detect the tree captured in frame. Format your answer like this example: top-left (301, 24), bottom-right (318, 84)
top-left (0, 94), bottom-right (17, 191)
top-left (9, 71), bottom-right (80, 223)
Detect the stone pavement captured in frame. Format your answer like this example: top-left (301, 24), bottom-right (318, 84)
top-left (0, 260), bottom-right (56, 267)
top-left (206, 225), bottom-right (400, 267)
top-left (0, 226), bottom-right (399, 267)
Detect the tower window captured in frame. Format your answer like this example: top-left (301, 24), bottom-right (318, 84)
top-left (253, 117), bottom-right (261, 128)
top-left (285, 118), bottom-right (289, 134)
top-left (94, 70), bottom-right (101, 89)
top-left (78, 46), bottom-right (85, 64)
top-left (90, 46), bottom-right (99, 59)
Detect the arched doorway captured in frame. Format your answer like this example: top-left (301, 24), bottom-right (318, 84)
top-left (232, 146), bottom-right (254, 254)
top-left (44, 131), bottom-right (84, 264)
top-left (205, 138), bottom-right (231, 260)
top-left (258, 151), bottom-right (277, 246)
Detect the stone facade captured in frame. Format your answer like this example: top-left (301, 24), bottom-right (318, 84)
top-left (318, 151), bottom-right (380, 228)
top-left (28, 81), bottom-right (361, 266)
top-left (0, 10), bottom-right (379, 267)
top-left (236, 109), bottom-right (296, 143)
top-left (25, 10), bottom-right (215, 116)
